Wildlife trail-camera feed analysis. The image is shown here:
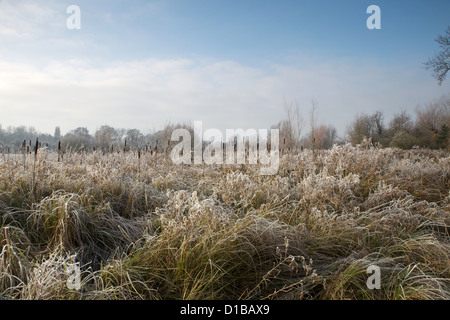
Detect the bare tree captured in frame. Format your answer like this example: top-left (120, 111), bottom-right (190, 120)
top-left (386, 109), bottom-right (415, 149)
top-left (94, 125), bottom-right (116, 151)
top-left (310, 124), bottom-right (337, 149)
top-left (346, 111), bottom-right (386, 146)
top-left (415, 95), bottom-right (449, 135)
top-left (371, 111), bottom-right (385, 139)
top-left (390, 130), bottom-right (416, 150)
top-left (388, 109), bottom-right (413, 136)
top-left (414, 95), bottom-right (450, 148)
top-left (322, 124), bottom-right (337, 149)
top-left (424, 26), bottom-right (450, 86)
top-left (126, 129), bottom-right (144, 148)
top-left (346, 113), bottom-right (372, 145)
top-left (280, 98), bottom-right (303, 151)
top-left (62, 127), bottom-right (93, 151)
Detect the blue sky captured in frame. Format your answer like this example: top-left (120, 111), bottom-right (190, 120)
top-left (0, 0), bottom-right (449, 136)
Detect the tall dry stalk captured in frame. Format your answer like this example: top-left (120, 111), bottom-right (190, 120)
top-left (57, 141), bottom-right (61, 162)
top-left (30, 138), bottom-right (39, 202)
top-left (21, 140), bottom-right (26, 169)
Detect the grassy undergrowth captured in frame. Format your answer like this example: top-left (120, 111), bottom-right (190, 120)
top-left (0, 142), bottom-right (448, 300)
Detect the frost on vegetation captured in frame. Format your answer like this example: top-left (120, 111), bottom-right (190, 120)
top-left (298, 167), bottom-right (360, 212)
top-left (0, 145), bottom-right (449, 300)
top-left (362, 181), bottom-right (412, 210)
top-left (157, 190), bottom-right (231, 234)
top-left (213, 171), bottom-right (294, 209)
top-left (21, 251), bottom-right (88, 299)
top-left (152, 173), bottom-right (177, 191)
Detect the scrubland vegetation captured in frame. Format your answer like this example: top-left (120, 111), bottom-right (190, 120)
top-left (0, 139), bottom-right (448, 300)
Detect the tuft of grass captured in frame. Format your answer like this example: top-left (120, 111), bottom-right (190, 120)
top-left (0, 145), bottom-right (448, 300)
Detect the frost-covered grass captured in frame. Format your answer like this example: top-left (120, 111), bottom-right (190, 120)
top-left (0, 142), bottom-right (448, 300)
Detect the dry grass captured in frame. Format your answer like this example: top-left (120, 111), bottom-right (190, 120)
top-left (0, 141), bottom-right (448, 300)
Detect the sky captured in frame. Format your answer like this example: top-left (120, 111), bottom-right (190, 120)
top-left (0, 0), bottom-right (449, 137)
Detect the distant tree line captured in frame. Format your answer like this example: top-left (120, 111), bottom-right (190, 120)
top-left (0, 123), bottom-right (183, 154)
top-left (270, 95), bottom-right (449, 152)
top-left (0, 125), bottom-right (56, 153)
top-left (346, 95), bottom-right (450, 150)
top-left (1, 95), bottom-right (448, 155)
top-left (273, 98), bottom-right (339, 153)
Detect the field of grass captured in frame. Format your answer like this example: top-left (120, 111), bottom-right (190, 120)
top-left (0, 141), bottom-right (449, 300)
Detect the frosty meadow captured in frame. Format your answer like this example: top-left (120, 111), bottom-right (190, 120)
top-left (170, 121), bottom-right (280, 175)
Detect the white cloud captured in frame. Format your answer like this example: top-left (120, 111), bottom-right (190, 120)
top-left (1, 0), bottom-right (448, 140)
top-left (0, 0), bottom-right (63, 38)
top-left (0, 56), bottom-right (448, 136)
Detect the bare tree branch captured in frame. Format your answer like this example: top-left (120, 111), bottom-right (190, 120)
top-left (424, 26), bottom-right (450, 86)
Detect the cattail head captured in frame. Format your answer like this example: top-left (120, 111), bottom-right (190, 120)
top-left (34, 138), bottom-right (39, 156)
